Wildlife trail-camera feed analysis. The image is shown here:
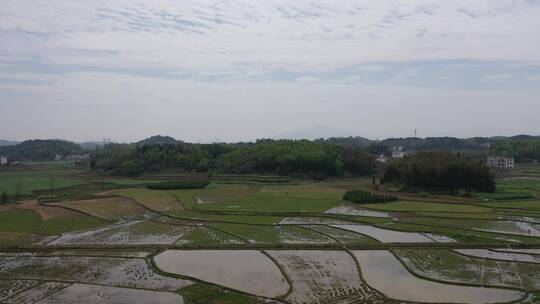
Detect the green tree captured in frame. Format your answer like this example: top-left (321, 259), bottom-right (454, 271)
top-left (49, 177), bottom-right (55, 194)
top-left (0, 191), bottom-right (7, 204)
top-left (382, 151), bottom-right (495, 193)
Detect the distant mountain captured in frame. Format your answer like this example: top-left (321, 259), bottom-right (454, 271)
top-left (79, 141), bottom-right (105, 150)
top-left (0, 140), bottom-right (19, 147)
top-left (274, 126), bottom-right (353, 140)
top-left (137, 135), bottom-right (179, 147)
top-left (0, 139), bottom-right (83, 161)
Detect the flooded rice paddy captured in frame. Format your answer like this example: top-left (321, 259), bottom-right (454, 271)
top-left (353, 250), bottom-right (526, 303)
top-left (48, 220), bottom-right (192, 245)
top-left (266, 250), bottom-right (380, 303)
top-left (32, 284), bottom-right (184, 304)
top-left (324, 205), bottom-right (391, 218)
top-left (153, 250), bottom-right (289, 297)
top-left (395, 248), bottom-right (540, 291)
top-left (459, 220), bottom-right (540, 237)
top-left (493, 248), bottom-right (540, 255)
top-left (4, 282), bottom-right (72, 303)
top-left (1, 248), bottom-right (538, 303)
top-left (455, 249), bottom-right (540, 263)
top-left (331, 224), bottom-right (451, 243)
top-left (0, 255), bottom-right (192, 291)
top-left (278, 217), bottom-right (353, 225)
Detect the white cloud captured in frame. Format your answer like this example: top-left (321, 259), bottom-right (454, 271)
top-left (1, 1), bottom-right (539, 140)
top-left (1, 0), bottom-right (539, 77)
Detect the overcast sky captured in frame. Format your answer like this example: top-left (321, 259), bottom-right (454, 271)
top-left (1, 0), bottom-right (540, 142)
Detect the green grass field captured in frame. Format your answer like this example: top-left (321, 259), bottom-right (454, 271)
top-left (474, 178), bottom-right (540, 201)
top-left (0, 209), bottom-right (42, 232)
top-left (194, 184), bottom-right (344, 213)
top-left (0, 208), bottom-right (108, 242)
top-left (213, 223), bottom-right (280, 243)
top-left (0, 161), bottom-right (162, 197)
top-left (363, 201), bottom-right (491, 213)
top-left (3, 166), bottom-right (540, 241)
top-left (479, 200), bottom-right (540, 211)
top-left (180, 283), bottom-right (267, 304)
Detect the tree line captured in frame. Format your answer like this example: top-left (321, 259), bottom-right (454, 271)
top-left (2, 135), bottom-right (539, 163)
top-left (490, 138), bottom-right (540, 162)
top-left (382, 151), bottom-right (496, 194)
top-left (343, 190), bottom-right (398, 204)
top-left (0, 139), bottom-right (83, 161)
top-left (91, 140), bottom-right (376, 178)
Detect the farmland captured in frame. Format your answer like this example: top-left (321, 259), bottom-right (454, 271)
top-left (1, 161), bottom-right (540, 303)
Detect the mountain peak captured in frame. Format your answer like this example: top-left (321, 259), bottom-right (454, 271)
top-left (137, 135), bottom-right (178, 147)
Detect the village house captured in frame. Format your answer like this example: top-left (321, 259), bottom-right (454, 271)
top-left (487, 156), bottom-right (514, 171)
top-left (391, 146), bottom-right (405, 159)
top-left (0, 156), bottom-right (7, 166)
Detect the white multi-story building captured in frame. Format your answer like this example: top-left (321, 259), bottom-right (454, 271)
top-left (487, 156), bottom-right (514, 171)
top-left (391, 146), bottom-right (405, 159)
top-left (0, 156), bottom-right (7, 165)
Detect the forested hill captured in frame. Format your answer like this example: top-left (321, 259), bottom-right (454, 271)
top-left (380, 137), bottom-right (495, 152)
top-left (91, 140), bottom-right (376, 178)
top-left (0, 140), bottom-right (84, 161)
top-left (489, 137), bottom-right (540, 162)
top-left (0, 140), bottom-right (19, 147)
top-left (136, 135), bottom-right (179, 147)
top-left (2, 135), bottom-right (539, 164)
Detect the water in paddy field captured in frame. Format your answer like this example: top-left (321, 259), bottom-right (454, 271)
top-left (324, 205), bottom-right (392, 218)
top-left (153, 250), bottom-right (289, 298)
top-left (455, 249), bottom-right (540, 263)
top-left (36, 284), bottom-right (184, 304)
top-left (353, 250), bottom-right (525, 304)
top-left (331, 224), bottom-right (447, 243)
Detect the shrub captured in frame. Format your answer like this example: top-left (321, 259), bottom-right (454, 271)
top-left (343, 190), bottom-right (398, 204)
top-left (37, 195), bottom-right (60, 203)
top-left (147, 180), bottom-right (209, 190)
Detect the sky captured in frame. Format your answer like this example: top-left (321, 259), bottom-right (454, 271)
top-left (1, 0), bottom-right (540, 143)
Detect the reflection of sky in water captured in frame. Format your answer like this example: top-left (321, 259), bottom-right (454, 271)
top-left (325, 206), bottom-right (390, 218)
top-left (332, 224), bottom-right (436, 243)
top-left (354, 250), bottom-right (524, 303)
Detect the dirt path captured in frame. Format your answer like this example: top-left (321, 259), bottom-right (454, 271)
top-left (17, 200), bottom-right (81, 220)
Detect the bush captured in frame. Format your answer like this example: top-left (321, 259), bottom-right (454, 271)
top-left (37, 195), bottom-right (60, 203)
top-left (478, 192), bottom-right (535, 201)
top-left (343, 190), bottom-right (398, 204)
top-left (147, 180), bottom-right (209, 190)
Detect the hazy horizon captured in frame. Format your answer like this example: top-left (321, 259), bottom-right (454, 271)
top-left (2, 1), bottom-right (540, 143)
top-left (2, 126), bottom-right (539, 145)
